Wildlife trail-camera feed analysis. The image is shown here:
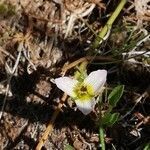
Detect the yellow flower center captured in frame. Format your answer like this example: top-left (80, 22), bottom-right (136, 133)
top-left (73, 83), bottom-right (94, 101)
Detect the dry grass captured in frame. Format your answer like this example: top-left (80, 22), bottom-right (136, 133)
top-left (0, 0), bottom-right (149, 149)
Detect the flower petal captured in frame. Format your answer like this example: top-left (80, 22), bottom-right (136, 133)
top-left (84, 70), bottom-right (107, 94)
top-left (55, 77), bottom-right (78, 97)
top-left (75, 98), bottom-right (96, 115)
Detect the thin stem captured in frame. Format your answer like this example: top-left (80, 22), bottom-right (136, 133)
top-left (92, 0), bottom-right (127, 48)
top-left (99, 126), bottom-right (105, 150)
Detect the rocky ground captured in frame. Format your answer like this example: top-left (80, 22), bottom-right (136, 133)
top-left (0, 0), bottom-right (149, 150)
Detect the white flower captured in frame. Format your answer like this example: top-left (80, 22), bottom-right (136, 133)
top-left (55, 70), bottom-right (107, 115)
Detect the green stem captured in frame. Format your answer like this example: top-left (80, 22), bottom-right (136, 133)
top-left (92, 0), bottom-right (127, 49)
top-left (99, 126), bottom-right (105, 150)
top-left (74, 61), bottom-right (88, 80)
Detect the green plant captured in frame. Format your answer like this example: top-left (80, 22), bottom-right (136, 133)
top-left (64, 144), bottom-right (74, 150)
top-left (143, 143), bottom-right (150, 150)
top-left (98, 85), bottom-right (124, 150)
top-left (0, 3), bottom-right (16, 17)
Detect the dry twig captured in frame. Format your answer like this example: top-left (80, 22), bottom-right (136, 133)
top-left (36, 93), bottom-right (67, 150)
top-left (61, 55), bottom-right (114, 75)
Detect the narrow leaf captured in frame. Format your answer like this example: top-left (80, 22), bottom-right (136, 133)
top-left (102, 112), bottom-right (120, 127)
top-left (108, 85), bottom-right (124, 107)
top-left (108, 113), bottom-right (120, 126)
top-left (64, 145), bottom-right (74, 150)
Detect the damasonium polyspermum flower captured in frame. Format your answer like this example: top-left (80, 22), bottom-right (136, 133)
top-left (55, 70), bottom-right (107, 115)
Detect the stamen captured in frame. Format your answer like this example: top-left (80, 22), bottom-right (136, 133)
top-left (73, 83), bottom-right (94, 101)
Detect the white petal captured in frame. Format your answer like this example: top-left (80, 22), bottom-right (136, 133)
top-left (55, 77), bottom-right (78, 97)
top-left (75, 98), bottom-right (96, 115)
top-left (84, 70), bottom-right (107, 94)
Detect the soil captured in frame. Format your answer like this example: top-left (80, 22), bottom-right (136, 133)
top-left (0, 0), bottom-right (149, 150)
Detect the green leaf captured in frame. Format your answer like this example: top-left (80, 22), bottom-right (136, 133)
top-left (64, 145), bottom-right (74, 150)
top-left (102, 112), bottom-right (120, 127)
top-left (108, 85), bottom-right (124, 107)
top-left (143, 143), bottom-right (150, 150)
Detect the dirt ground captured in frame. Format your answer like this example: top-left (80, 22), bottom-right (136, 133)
top-left (0, 0), bottom-right (150, 150)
